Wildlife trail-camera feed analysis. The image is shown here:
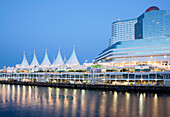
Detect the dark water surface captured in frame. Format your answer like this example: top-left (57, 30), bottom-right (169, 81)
top-left (0, 84), bottom-right (170, 117)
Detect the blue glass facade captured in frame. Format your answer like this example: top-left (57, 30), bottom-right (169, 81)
top-left (96, 37), bottom-right (170, 62)
top-left (135, 9), bottom-right (170, 39)
top-left (96, 7), bottom-right (170, 64)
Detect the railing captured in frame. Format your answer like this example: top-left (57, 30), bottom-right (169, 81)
top-left (1, 72), bottom-right (170, 80)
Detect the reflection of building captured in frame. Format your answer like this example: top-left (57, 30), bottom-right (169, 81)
top-left (109, 18), bottom-right (137, 46)
top-left (95, 6), bottom-right (170, 70)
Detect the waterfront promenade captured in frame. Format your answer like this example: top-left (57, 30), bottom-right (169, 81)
top-left (1, 71), bottom-right (170, 93)
top-left (1, 81), bottom-right (170, 93)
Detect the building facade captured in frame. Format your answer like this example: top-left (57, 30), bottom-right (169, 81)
top-left (96, 6), bottom-right (170, 70)
top-left (96, 37), bottom-right (170, 69)
top-left (109, 18), bottom-right (137, 46)
top-left (135, 6), bottom-right (170, 39)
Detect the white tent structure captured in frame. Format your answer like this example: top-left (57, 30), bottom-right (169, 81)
top-left (52, 57), bottom-right (55, 65)
top-left (30, 50), bottom-right (39, 67)
top-left (41, 49), bottom-right (51, 67)
top-left (52, 48), bottom-right (64, 66)
top-left (66, 45), bottom-right (80, 66)
top-left (20, 51), bottom-right (29, 67)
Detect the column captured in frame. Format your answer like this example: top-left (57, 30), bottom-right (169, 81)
top-left (109, 74), bottom-right (111, 85)
top-left (128, 73), bottom-right (129, 85)
top-left (148, 73), bottom-right (150, 85)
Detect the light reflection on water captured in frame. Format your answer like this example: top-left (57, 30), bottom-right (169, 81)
top-left (0, 84), bottom-right (170, 117)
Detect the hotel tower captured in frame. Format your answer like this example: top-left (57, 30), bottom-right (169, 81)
top-left (95, 6), bottom-right (170, 70)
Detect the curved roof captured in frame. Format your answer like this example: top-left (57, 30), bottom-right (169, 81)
top-left (20, 51), bottom-right (29, 67)
top-left (41, 49), bottom-right (51, 66)
top-left (145, 6), bottom-right (160, 12)
top-left (52, 48), bottom-right (64, 66)
top-left (30, 50), bottom-right (39, 67)
top-left (66, 46), bottom-right (80, 66)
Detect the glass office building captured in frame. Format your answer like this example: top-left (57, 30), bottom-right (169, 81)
top-left (96, 6), bottom-right (170, 70)
top-left (109, 18), bottom-right (137, 46)
top-left (135, 6), bottom-right (170, 39)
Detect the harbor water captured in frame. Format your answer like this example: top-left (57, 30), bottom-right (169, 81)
top-left (0, 84), bottom-right (170, 117)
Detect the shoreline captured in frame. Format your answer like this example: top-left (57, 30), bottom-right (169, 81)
top-left (0, 81), bottom-right (170, 93)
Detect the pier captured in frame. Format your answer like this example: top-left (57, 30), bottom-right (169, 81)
top-left (0, 81), bottom-right (170, 93)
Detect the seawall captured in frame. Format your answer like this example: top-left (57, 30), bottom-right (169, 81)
top-left (0, 81), bottom-right (170, 93)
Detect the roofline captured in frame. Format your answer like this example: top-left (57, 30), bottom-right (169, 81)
top-left (112, 18), bottom-right (137, 24)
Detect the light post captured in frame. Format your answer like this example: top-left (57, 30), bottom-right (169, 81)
top-left (140, 64), bottom-right (143, 85)
top-left (92, 68), bottom-right (95, 85)
top-left (92, 60), bottom-right (95, 85)
top-left (45, 66), bottom-right (48, 83)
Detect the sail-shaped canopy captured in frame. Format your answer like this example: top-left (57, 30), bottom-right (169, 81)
top-left (52, 57), bottom-right (55, 65)
top-left (30, 50), bottom-right (39, 67)
top-left (53, 48), bottom-right (64, 66)
top-left (66, 46), bottom-right (80, 66)
top-left (20, 51), bottom-right (29, 67)
top-left (41, 49), bottom-right (51, 66)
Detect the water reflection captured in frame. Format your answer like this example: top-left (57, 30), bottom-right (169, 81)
top-left (125, 92), bottom-right (130, 116)
top-left (0, 84), bottom-right (170, 117)
top-left (113, 91), bottom-right (118, 116)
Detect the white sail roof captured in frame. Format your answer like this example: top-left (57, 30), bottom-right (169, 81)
top-left (41, 49), bottom-right (51, 66)
top-left (20, 51), bottom-right (29, 67)
top-left (30, 50), bottom-right (39, 67)
top-left (66, 46), bottom-right (80, 66)
top-left (53, 48), bottom-right (64, 66)
top-left (52, 57), bottom-right (55, 65)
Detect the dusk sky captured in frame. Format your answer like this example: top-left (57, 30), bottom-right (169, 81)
top-left (0, 0), bottom-right (169, 68)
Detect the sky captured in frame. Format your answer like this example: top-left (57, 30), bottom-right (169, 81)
top-left (0, 0), bottom-right (170, 68)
